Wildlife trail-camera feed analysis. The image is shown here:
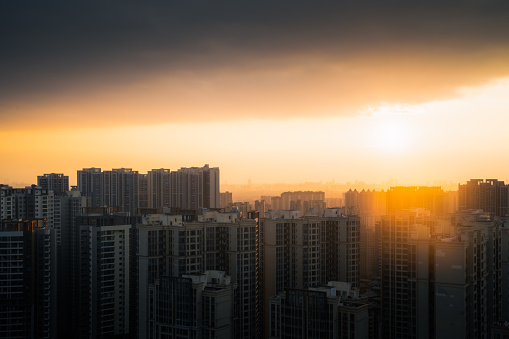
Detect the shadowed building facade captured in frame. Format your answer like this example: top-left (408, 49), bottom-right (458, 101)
top-left (37, 173), bottom-right (69, 196)
top-left (381, 209), bottom-right (503, 339)
top-left (458, 179), bottom-right (509, 217)
top-left (258, 210), bottom-right (360, 338)
top-left (136, 213), bottom-right (256, 339)
top-left (149, 271), bottom-right (235, 339)
top-left (0, 219), bottom-right (57, 339)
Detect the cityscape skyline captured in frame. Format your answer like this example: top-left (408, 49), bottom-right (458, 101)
top-left (0, 167), bottom-right (502, 192)
top-left (3, 171), bottom-right (509, 338)
top-left (3, 2), bottom-right (509, 337)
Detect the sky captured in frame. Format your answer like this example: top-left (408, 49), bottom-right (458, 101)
top-left (2, 1), bottom-right (509, 187)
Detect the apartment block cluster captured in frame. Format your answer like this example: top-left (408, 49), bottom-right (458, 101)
top-left (221, 191), bottom-right (327, 218)
top-left (77, 164), bottom-right (220, 212)
top-left (3, 174), bottom-right (509, 338)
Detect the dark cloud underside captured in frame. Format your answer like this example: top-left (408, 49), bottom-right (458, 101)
top-left (2, 1), bottom-right (509, 128)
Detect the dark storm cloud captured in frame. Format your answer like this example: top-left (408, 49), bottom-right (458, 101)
top-left (2, 1), bottom-right (509, 126)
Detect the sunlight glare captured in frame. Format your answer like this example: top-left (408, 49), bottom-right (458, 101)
top-left (375, 121), bottom-right (411, 153)
top-left (367, 105), bottom-right (418, 154)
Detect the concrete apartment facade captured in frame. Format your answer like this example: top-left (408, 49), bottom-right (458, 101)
top-left (136, 213), bottom-right (256, 339)
top-left (258, 210), bottom-right (360, 338)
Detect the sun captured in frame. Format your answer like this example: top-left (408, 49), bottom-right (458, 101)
top-left (372, 119), bottom-right (413, 154)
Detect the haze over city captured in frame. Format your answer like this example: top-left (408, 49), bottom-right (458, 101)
top-left (2, 1), bottom-right (509, 187)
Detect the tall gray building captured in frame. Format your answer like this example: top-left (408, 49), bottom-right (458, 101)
top-left (258, 210), bottom-right (360, 338)
top-left (269, 284), bottom-right (370, 339)
top-left (380, 209), bottom-right (504, 339)
top-left (138, 173), bottom-right (149, 209)
top-left (136, 212), bottom-right (256, 339)
top-left (77, 167), bottom-right (103, 207)
top-left (37, 173), bottom-right (69, 195)
top-left (458, 179), bottom-right (509, 217)
top-left (0, 219), bottom-right (57, 339)
top-left (77, 164), bottom-right (219, 212)
top-left (0, 184), bottom-right (54, 230)
top-left (147, 168), bottom-right (171, 209)
top-left (173, 164), bottom-right (220, 210)
top-left (74, 215), bottom-right (133, 338)
top-left (150, 271), bottom-right (236, 339)
top-left (53, 190), bottom-right (85, 338)
top-left (102, 168), bottom-right (140, 214)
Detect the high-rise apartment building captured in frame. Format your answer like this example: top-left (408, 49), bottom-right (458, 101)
top-left (74, 215), bottom-right (132, 338)
top-left (380, 209), bottom-right (503, 339)
top-left (53, 190), bottom-right (85, 337)
top-left (220, 191), bottom-right (233, 208)
top-left (346, 186), bottom-right (457, 283)
top-left (102, 168), bottom-right (140, 214)
top-left (344, 186), bottom-right (454, 217)
top-left (0, 219), bottom-right (57, 339)
top-left (387, 186), bottom-right (447, 216)
top-left (202, 164), bottom-right (220, 209)
top-left (255, 199), bottom-right (266, 216)
top-left (78, 167), bottom-right (140, 212)
top-left (77, 167), bottom-right (103, 207)
top-left (269, 284), bottom-right (370, 339)
top-left (139, 173), bottom-right (149, 209)
top-left (269, 288), bottom-right (339, 338)
top-left (147, 168), bottom-right (171, 208)
top-left (135, 213), bottom-right (256, 339)
top-left (37, 173), bottom-right (69, 195)
top-left (458, 179), bottom-right (509, 217)
top-left (279, 191), bottom-right (326, 215)
top-left (173, 164), bottom-right (219, 210)
top-left (0, 185), bottom-right (54, 230)
top-left (149, 271), bottom-right (236, 339)
top-left (258, 210), bottom-right (360, 337)
top-left (77, 164), bottom-right (219, 212)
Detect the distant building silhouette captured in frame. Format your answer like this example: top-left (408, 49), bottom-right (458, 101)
top-left (37, 173), bottom-right (69, 195)
top-left (220, 191), bottom-right (233, 208)
top-left (458, 179), bottom-right (509, 217)
top-left (138, 173), bottom-right (149, 208)
top-left (77, 167), bottom-right (103, 207)
top-left (77, 164), bottom-right (220, 212)
top-left (263, 191), bottom-right (326, 216)
top-left (147, 168), bottom-right (171, 208)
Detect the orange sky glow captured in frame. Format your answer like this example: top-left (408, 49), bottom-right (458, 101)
top-left (2, 2), bottom-right (509, 188)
